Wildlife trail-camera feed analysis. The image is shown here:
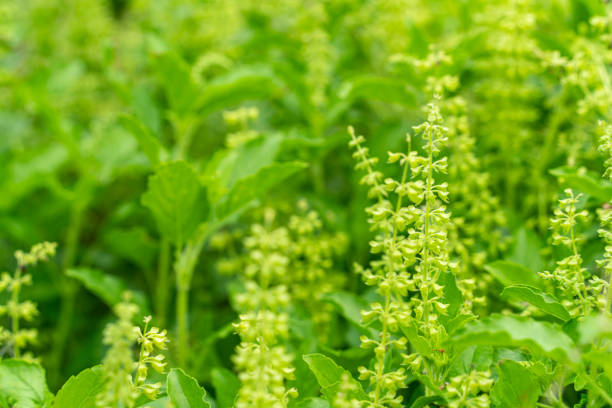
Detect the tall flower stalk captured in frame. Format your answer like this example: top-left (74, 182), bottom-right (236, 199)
top-left (97, 294), bottom-right (169, 408)
top-left (539, 190), bottom-right (608, 317)
top-left (349, 100), bottom-right (493, 406)
top-left (0, 242), bottom-right (57, 360)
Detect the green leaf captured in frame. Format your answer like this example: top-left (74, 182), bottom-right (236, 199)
top-left (449, 314), bottom-right (578, 362)
top-left (302, 354), bottom-right (366, 402)
top-left (339, 76), bottom-right (419, 107)
top-left (449, 346), bottom-right (494, 377)
top-left (167, 368), bottom-right (210, 408)
top-left (66, 268), bottom-right (148, 314)
top-left (550, 166), bottom-right (612, 203)
top-left (210, 368), bottom-right (239, 408)
top-left (322, 292), bottom-right (371, 332)
top-left (119, 114), bottom-right (167, 167)
top-left (142, 160), bottom-right (209, 245)
top-left (574, 314), bottom-right (612, 345)
top-left (438, 271), bottom-right (463, 319)
top-left (53, 366), bottom-right (105, 408)
top-left (213, 162), bottom-right (307, 225)
top-left (135, 397), bottom-right (170, 408)
top-left (196, 68), bottom-right (282, 116)
top-left (0, 360), bottom-right (50, 408)
top-left (401, 323), bottom-right (432, 357)
top-left (210, 134), bottom-right (283, 190)
top-left (410, 396), bottom-right (446, 408)
top-left (103, 227), bottom-right (157, 271)
top-left (508, 227), bottom-right (544, 272)
top-left (490, 360), bottom-right (541, 408)
top-left (501, 285), bottom-right (571, 322)
top-left (11, 144), bottom-right (68, 184)
top-left (155, 53), bottom-right (200, 115)
top-left (484, 261), bottom-right (541, 288)
top-left (131, 85), bottom-right (162, 136)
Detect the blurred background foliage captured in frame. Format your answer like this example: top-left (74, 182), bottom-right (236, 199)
top-left (0, 0), bottom-right (611, 398)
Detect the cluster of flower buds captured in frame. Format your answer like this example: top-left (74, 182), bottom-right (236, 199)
top-left (97, 294), bottom-right (168, 407)
top-left (223, 107), bottom-right (260, 147)
top-left (97, 296), bottom-right (141, 408)
top-left (444, 371), bottom-right (494, 408)
top-left (134, 316), bottom-right (169, 399)
top-left (334, 373), bottom-right (365, 408)
top-left (348, 100), bottom-right (461, 404)
top-left (0, 242), bottom-right (57, 359)
top-left (231, 213), bottom-right (297, 408)
top-left (540, 190), bottom-right (607, 316)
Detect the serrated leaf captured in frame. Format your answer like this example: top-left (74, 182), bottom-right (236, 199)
top-left (119, 114), bottom-right (167, 167)
top-left (0, 360), bottom-right (50, 408)
top-left (484, 261), bottom-right (541, 288)
top-left (302, 354), bottom-right (366, 402)
top-left (401, 323), bottom-right (432, 357)
top-left (501, 285), bottom-right (571, 322)
top-left (210, 368), bottom-right (239, 408)
top-left (213, 162), bottom-right (307, 225)
top-left (490, 360), bottom-right (541, 408)
top-left (167, 368), bottom-right (210, 408)
top-left (449, 314), bottom-right (578, 362)
top-left (438, 271), bottom-right (463, 319)
top-left (142, 161), bottom-right (208, 245)
top-left (53, 366), bottom-right (105, 408)
top-left (550, 166), bottom-right (612, 203)
top-left (66, 268), bottom-right (148, 314)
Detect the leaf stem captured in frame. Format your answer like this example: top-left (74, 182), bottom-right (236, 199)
top-left (176, 284), bottom-right (189, 368)
top-left (51, 196), bottom-right (86, 385)
top-left (156, 239), bottom-right (171, 327)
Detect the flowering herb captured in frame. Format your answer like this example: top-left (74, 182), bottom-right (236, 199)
top-left (2, 1), bottom-right (612, 408)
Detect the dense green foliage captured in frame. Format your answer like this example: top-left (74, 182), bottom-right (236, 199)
top-left (2, 0), bottom-right (612, 407)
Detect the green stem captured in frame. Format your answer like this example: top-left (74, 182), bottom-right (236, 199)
top-left (569, 226), bottom-right (589, 315)
top-left (135, 319), bottom-right (150, 388)
top-left (423, 127), bottom-right (434, 325)
top-left (156, 239), bottom-right (171, 327)
top-left (174, 239), bottom-right (199, 368)
top-left (606, 269), bottom-right (612, 315)
top-left (176, 285), bottom-right (189, 367)
top-left (50, 198), bottom-right (85, 384)
top-left (11, 267), bottom-right (22, 358)
top-left (373, 138), bottom-right (411, 404)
